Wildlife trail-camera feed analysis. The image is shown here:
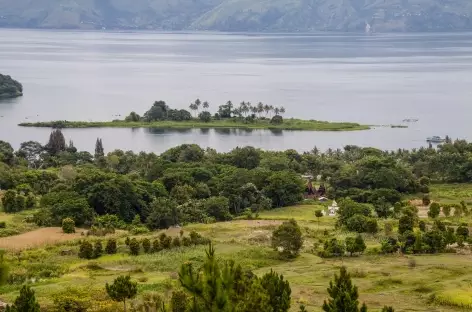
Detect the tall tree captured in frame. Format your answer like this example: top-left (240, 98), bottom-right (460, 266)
top-left (94, 138), bottom-right (105, 159)
top-left (203, 101), bottom-right (209, 111)
top-left (322, 267), bottom-right (367, 312)
top-left (46, 129), bottom-right (66, 155)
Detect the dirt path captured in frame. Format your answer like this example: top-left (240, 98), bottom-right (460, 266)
top-left (0, 227), bottom-right (83, 250)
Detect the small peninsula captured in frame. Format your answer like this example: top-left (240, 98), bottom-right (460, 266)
top-left (0, 73), bottom-right (23, 99)
top-left (19, 99), bottom-right (370, 131)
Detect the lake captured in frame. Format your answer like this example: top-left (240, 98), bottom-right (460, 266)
top-left (1, 29), bottom-right (472, 153)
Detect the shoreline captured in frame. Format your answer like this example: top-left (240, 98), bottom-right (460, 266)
top-left (18, 118), bottom-right (373, 131)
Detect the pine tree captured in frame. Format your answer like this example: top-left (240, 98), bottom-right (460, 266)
top-left (129, 238), bottom-right (140, 256)
top-left (322, 267), bottom-right (367, 312)
top-left (106, 275), bottom-right (137, 312)
top-left (93, 240), bottom-right (103, 258)
top-left (46, 129), bottom-right (66, 155)
top-left (260, 270), bottom-right (291, 312)
top-left (94, 138), bottom-right (104, 159)
top-left (6, 285), bottom-right (40, 312)
top-left (142, 238), bottom-right (151, 253)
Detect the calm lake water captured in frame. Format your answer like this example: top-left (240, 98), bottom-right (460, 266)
top-left (1, 30), bottom-right (472, 153)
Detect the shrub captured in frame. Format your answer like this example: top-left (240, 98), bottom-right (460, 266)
top-left (422, 194), bottom-right (431, 206)
top-left (78, 241), bottom-right (94, 259)
top-left (0, 222), bottom-right (6, 229)
top-left (182, 237), bottom-right (191, 247)
top-left (62, 218), bottom-right (76, 234)
top-left (442, 205), bottom-right (451, 217)
top-left (419, 220), bottom-right (426, 232)
top-left (130, 226), bottom-right (149, 235)
top-left (270, 115), bottom-right (283, 124)
top-left (142, 238), bottom-right (151, 253)
top-left (161, 236), bottom-right (172, 249)
top-left (152, 239), bottom-right (162, 252)
top-left (93, 241), bottom-right (103, 258)
top-left (172, 237), bottom-right (181, 248)
top-left (320, 238), bottom-right (345, 258)
top-left (105, 239), bottom-right (117, 254)
top-left (456, 224), bottom-right (469, 239)
top-left (345, 215), bottom-right (378, 233)
top-left (171, 290), bottom-right (188, 312)
top-left (129, 238), bottom-right (140, 256)
top-left (125, 237), bottom-right (131, 246)
top-left (381, 237), bottom-right (399, 254)
top-left (428, 202), bottom-right (441, 219)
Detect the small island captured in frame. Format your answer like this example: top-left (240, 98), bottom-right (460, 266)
top-left (19, 99), bottom-right (370, 131)
top-left (0, 73), bottom-right (23, 99)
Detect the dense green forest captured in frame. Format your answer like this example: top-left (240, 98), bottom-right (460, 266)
top-left (1, 131), bottom-right (472, 310)
top-left (0, 74), bottom-right (22, 99)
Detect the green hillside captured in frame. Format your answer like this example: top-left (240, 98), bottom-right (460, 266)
top-left (1, 0), bottom-right (472, 32)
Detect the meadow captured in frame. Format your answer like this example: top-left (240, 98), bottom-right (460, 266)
top-left (0, 184), bottom-right (471, 311)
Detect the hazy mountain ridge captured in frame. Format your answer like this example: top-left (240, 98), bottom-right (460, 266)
top-left (1, 0), bottom-right (471, 32)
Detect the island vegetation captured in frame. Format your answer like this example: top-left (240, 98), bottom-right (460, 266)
top-left (0, 74), bottom-right (23, 99)
top-left (19, 99), bottom-right (370, 131)
top-left (0, 132), bottom-right (472, 310)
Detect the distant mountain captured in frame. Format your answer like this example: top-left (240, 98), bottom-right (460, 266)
top-left (0, 74), bottom-right (23, 99)
top-left (1, 0), bottom-right (472, 32)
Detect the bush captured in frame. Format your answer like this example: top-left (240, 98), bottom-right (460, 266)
top-left (270, 115), bottom-right (283, 124)
top-left (172, 237), bottom-right (181, 248)
top-left (271, 219), bottom-right (303, 258)
top-left (142, 238), bottom-right (151, 253)
top-left (381, 237), bottom-right (399, 254)
top-left (182, 236), bottom-right (191, 247)
top-left (152, 239), bottom-right (162, 252)
top-left (62, 218), bottom-right (76, 234)
top-left (419, 220), bottom-right (426, 232)
top-left (319, 238), bottom-right (345, 258)
top-left (129, 238), bottom-right (140, 256)
top-left (105, 239), bottom-right (117, 254)
top-left (0, 222), bottom-right (6, 229)
top-left (422, 194), bottom-right (431, 206)
top-left (93, 241), bottom-right (103, 258)
top-left (130, 226), bottom-right (149, 235)
top-left (78, 241), bottom-right (94, 259)
top-left (428, 202), bottom-right (441, 219)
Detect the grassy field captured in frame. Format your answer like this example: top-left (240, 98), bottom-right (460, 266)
top-left (0, 186), bottom-right (471, 311)
top-left (18, 118), bottom-right (371, 131)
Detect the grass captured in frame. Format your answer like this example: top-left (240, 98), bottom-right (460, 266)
top-left (18, 118), bottom-right (371, 131)
top-left (0, 204), bottom-right (471, 311)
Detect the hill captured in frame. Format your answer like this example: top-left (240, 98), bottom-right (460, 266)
top-left (0, 73), bottom-right (23, 99)
top-left (1, 0), bottom-right (472, 32)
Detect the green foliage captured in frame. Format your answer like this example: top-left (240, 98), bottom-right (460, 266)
top-left (129, 238), bottom-right (140, 256)
top-left (106, 275), bottom-right (138, 312)
top-left (322, 267), bottom-right (367, 312)
top-left (93, 240), bottom-right (103, 258)
top-left (260, 270), bottom-right (291, 312)
top-left (419, 220), bottom-right (426, 232)
top-left (203, 196), bottom-right (232, 221)
top-left (456, 224), bottom-right (469, 239)
top-left (263, 171), bottom-right (304, 207)
top-left (346, 235), bottom-right (366, 256)
top-left (170, 290), bottom-right (188, 312)
top-left (106, 239), bottom-right (117, 254)
top-left (345, 215), bottom-right (378, 234)
top-left (271, 219), bottom-right (303, 259)
top-left (41, 191), bottom-right (94, 226)
top-left (381, 237), bottom-right (399, 254)
top-left (62, 218), bottom-right (75, 233)
top-left (6, 285), bottom-right (40, 312)
top-left (422, 194), bottom-right (431, 206)
top-left (46, 129), bottom-right (66, 155)
top-left (78, 240), bottom-right (94, 259)
top-left (428, 202), bottom-right (441, 219)
top-left (320, 238), bottom-right (346, 258)
top-left (142, 238), bottom-right (151, 253)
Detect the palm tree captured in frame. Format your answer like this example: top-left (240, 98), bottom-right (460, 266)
top-left (263, 104), bottom-right (271, 117)
top-left (250, 106), bottom-right (257, 116)
top-left (274, 107), bottom-right (280, 116)
top-left (195, 98), bottom-right (202, 114)
top-left (257, 102), bottom-right (264, 118)
top-left (240, 101), bottom-right (249, 117)
top-left (280, 106), bottom-right (286, 115)
top-left (189, 103), bottom-right (197, 117)
top-left (203, 101), bottom-right (209, 112)
top-left (269, 105), bottom-right (275, 117)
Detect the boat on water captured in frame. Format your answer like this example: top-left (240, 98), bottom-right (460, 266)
top-left (426, 136), bottom-right (445, 143)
